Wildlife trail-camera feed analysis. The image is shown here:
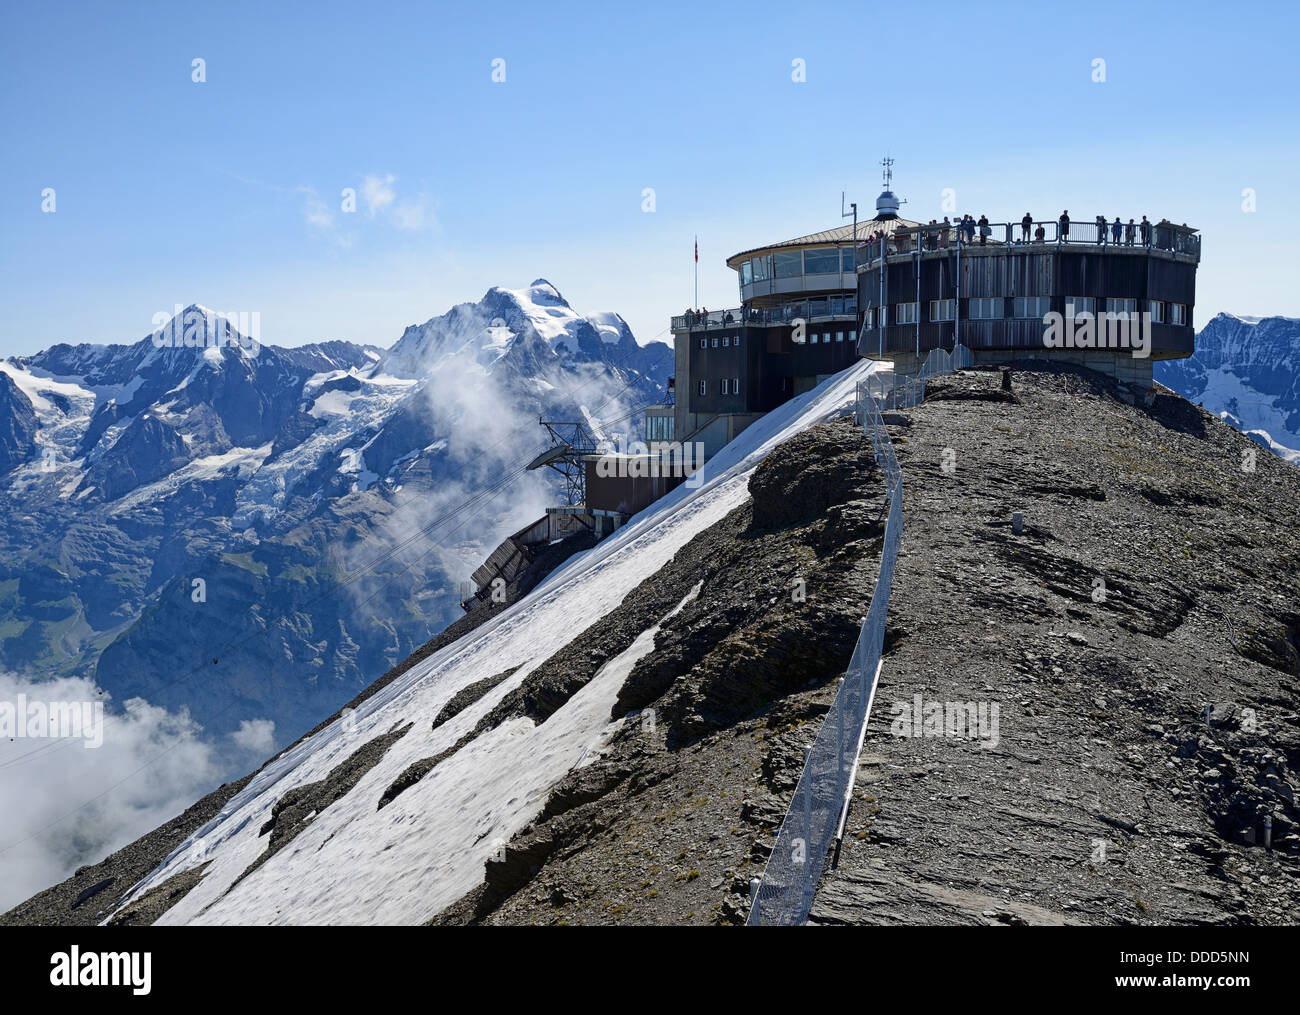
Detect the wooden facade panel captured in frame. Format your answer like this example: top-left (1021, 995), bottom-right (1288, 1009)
top-left (922, 258), bottom-right (954, 302)
top-left (1034, 254), bottom-right (1054, 295)
top-left (860, 246), bottom-right (1196, 358)
top-left (1148, 259), bottom-right (1197, 304)
top-left (961, 254), bottom-right (1009, 298)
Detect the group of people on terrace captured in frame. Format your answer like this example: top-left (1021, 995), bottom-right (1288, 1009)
top-left (862, 211), bottom-right (1192, 258)
top-left (682, 306), bottom-right (768, 326)
top-left (1050, 211), bottom-right (1158, 247)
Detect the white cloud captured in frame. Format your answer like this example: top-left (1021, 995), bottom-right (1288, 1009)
top-left (230, 718), bottom-right (276, 754)
top-left (361, 173), bottom-right (397, 217)
top-left (300, 186), bottom-right (334, 230)
top-left (360, 174), bottom-right (437, 232)
top-left (0, 672), bottom-right (221, 913)
top-left (391, 196), bottom-right (432, 232)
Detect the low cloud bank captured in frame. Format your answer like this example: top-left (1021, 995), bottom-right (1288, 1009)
top-left (0, 671), bottom-right (221, 913)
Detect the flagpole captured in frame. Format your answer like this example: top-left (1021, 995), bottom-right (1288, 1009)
top-left (694, 234), bottom-right (698, 311)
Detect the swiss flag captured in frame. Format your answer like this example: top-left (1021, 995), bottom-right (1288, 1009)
top-left (694, 239), bottom-right (698, 263)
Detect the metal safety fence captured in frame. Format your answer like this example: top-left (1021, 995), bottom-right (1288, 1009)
top-left (856, 218), bottom-right (1200, 262)
top-left (746, 345), bottom-right (971, 926)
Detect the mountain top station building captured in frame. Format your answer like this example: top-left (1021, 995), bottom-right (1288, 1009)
top-left (668, 164), bottom-right (1200, 451)
top-left (669, 183), bottom-right (918, 453)
top-left (856, 204), bottom-right (1201, 389)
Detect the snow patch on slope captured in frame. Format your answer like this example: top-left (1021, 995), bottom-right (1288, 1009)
top-left (119, 358), bottom-right (880, 926)
top-left (0, 361), bottom-right (95, 417)
top-left (586, 310), bottom-right (630, 345)
top-left (1199, 368), bottom-right (1298, 454)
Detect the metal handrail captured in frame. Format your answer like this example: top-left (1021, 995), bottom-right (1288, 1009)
top-left (855, 218), bottom-right (1200, 264)
top-left (673, 298), bottom-right (859, 332)
top-left (746, 346), bottom-right (972, 926)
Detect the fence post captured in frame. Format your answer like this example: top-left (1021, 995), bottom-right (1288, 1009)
top-left (837, 677), bottom-right (846, 788)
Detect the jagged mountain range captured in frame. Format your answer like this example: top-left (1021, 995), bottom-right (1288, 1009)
top-left (0, 281), bottom-right (670, 749)
top-left (1156, 312), bottom-right (1300, 463)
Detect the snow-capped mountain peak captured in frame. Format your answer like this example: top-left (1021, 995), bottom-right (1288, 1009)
top-left (586, 310), bottom-right (635, 346)
top-left (1156, 312), bottom-right (1300, 464)
top-left (517, 278), bottom-right (565, 303)
top-left (148, 303), bottom-right (259, 355)
top-left (1222, 312), bottom-right (1300, 326)
top-left (378, 280), bottom-right (670, 383)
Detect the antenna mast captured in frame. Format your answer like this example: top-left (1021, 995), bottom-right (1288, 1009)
top-left (841, 190), bottom-right (858, 268)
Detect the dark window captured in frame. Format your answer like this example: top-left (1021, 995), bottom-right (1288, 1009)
top-left (1010, 297), bottom-right (1043, 319)
top-left (803, 247), bottom-right (839, 274)
top-left (773, 251), bottom-right (802, 278)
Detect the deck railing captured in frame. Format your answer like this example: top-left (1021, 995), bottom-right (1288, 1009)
top-left (672, 297), bottom-right (858, 332)
top-left (856, 218), bottom-right (1200, 263)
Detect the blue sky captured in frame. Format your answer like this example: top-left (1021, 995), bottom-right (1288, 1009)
top-left (1, 0), bottom-right (1297, 357)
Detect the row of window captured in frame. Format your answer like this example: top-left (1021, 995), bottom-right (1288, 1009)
top-left (795, 330), bottom-right (856, 345)
top-left (700, 334), bottom-right (743, 349)
top-left (1151, 300), bottom-right (1188, 324)
top-left (867, 298), bottom-right (1188, 326)
top-left (740, 246), bottom-right (856, 286)
top-left (699, 378), bottom-right (743, 395)
top-left (700, 329), bottom-right (858, 350)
